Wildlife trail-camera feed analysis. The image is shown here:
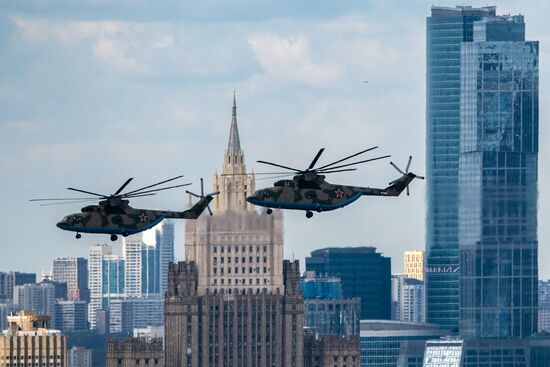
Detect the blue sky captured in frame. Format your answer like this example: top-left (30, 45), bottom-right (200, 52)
top-left (1, 0), bottom-right (549, 277)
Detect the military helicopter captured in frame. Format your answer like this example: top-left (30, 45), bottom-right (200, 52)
top-left (245, 147), bottom-right (424, 218)
top-left (30, 176), bottom-right (218, 241)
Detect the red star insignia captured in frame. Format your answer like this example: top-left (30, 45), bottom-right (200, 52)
top-left (139, 213), bottom-right (148, 223)
top-left (335, 189), bottom-right (344, 198)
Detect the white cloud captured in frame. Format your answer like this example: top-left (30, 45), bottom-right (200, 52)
top-left (248, 33), bottom-right (340, 86)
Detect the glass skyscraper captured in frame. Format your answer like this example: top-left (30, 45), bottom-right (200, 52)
top-left (305, 247), bottom-right (391, 320)
top-left (459, 15), bottom-right (538, 340)
top-left (426, 5), bottom-right (496, 331)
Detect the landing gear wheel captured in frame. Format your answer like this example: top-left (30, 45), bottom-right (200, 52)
top-left (110, 234), bottom-right (118, 241)
top-left (306, 211), bottom-right (313, 219)
top-left (122, 232), bottom-right (129, 237)
top-left (266, 208), bottom-right (273, 215)
top-left (75, 233), bottom-right (81, 239)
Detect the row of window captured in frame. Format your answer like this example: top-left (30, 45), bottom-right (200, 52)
top-left (214, 245), bottom-right (268, 253)
top-left (213, 256), bottom-right (267, 264)
top-left (212, 278), bottom-right (269, 286)
top-left (213, 266), bottom-right (268, 275)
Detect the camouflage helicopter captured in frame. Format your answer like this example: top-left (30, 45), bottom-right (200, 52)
top-left (30, 176), bottom-right (218, 241)
top-left (244, 147), bottom-right (424, 218)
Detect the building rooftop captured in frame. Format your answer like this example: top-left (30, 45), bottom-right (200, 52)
top-left (360, 320), bottom-right (449, 337)
top-left (430, 5), bottom-right (496, 17)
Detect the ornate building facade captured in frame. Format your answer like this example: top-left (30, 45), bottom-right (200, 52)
top-left (165, 95), bottom-right (303, 367)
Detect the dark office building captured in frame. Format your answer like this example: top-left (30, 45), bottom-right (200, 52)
top-left (305, 247), bottom-right (390, 320)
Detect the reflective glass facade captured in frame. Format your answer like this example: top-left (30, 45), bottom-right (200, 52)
top-left (423, 339), bottom-right (463, 367)
top-left (305, 247), bottom-right (391, 319)
top-left (459, 15), bottom-right (539, 339)
top-left (426, 6), bottom-right (496, 331)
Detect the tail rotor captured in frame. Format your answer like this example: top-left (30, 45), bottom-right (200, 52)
top-left (389, 156), bottom-right (425, 196)
top-left (186, 178), bottom-right (219, 216)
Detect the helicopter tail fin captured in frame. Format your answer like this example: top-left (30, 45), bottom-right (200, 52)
top-left (384, 173), bottom-right (417, 196)
top-left (177, 195), bottom-right (214, 219)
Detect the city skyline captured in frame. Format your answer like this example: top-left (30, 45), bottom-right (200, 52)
top-left (1, 0), bottom-right (549, 281)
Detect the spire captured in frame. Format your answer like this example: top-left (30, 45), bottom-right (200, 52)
top-left (227, 91), bottom-right (241, 154)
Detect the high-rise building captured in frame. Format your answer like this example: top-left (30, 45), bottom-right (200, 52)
top-left (88, 244), bottom-right (125, 328)
top-left (55, 299), bottom-right (87, 331)
top-left (392, 274), bottom-right (425, 323)
top-left (52, 257), bottom-right (89, 301)
top-left (109, 295), bottom-right (164, 334)
top-left (426, 5), bottom-right (497, 331)
top-left (360, 320), bottom-right (448, 367)
top-left (301, 272), bottom-right (360, 336)
top-left (106, 337), bottom-right (164, 367)
top-left (68, 346), bottom-right (92, 367)
top-left (404, 250), bottom-right (424, 281)
top-left (165, 95), bottom-right (303, 367)
top-left (305, 247), bottom-right (391, 319)
top-left (0, 304), bottom-right (15, 331)
top-left (538, 280), bottom-right (550, 333)
top-left (185, 95), bottom-right (283, 294)
top-left (156, 221), bottom-right (174, 295)
top-left (0, 310), bottom-right (66, 367)
top-left (165, 260), bottom-right (304, 367)
top-left (0, 272), bottom-right (36, 303)
top-left (458, 12), bottom-right (538, 344)
top-left (13, 282), bottom-right (56, 325)
top-left (122, 220), bottom-right (174, 298)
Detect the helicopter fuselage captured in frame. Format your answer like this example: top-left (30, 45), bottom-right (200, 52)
top-left (246, 173), bottom-right (415, 213)
top-left (56, 196), bottom-right (213, 237)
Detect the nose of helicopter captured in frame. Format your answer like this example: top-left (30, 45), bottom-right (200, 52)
top-left (246, 195), bottom-right (259, 205)
top-left (56, 216), bottom-right (72, 229)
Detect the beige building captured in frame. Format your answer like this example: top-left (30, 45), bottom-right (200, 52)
top-left (106, 337), bottom-right (164, 367)
top-left (403, 250), bottom-right (424, 281)
top-left (185, 93), bottom-right (284, 295)
top-left (0, 310), bottom-right (66, 367)
top-left (165, 95), bottom-right (303, 367)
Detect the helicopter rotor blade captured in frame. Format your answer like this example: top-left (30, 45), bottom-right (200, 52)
top-left (123, 175), bottom-right (184, 196)
top-left (319, 155), bottom-right (391, 171)
top-left (200, 178), bottom-right (204, 197)
top-left (317, 146), bottom-right (378, 170)
top-left (113, 178), bottom-right (134, 196)
top-left (186, 191), bottom-right (201, 199)
top-left (307, 148), bottom-right (325, 171)
top-left (30, 197), bottom-right (100, 202)
top-left (121, 183), bottom-right (191, 196)
top-left (390, 162), bottom-right (406, 175)
top-left (67, 187), bottom-right (108, 198)
top-left (121, 193), bottom-right (158, 198)
top-left (39, 199), bottom-right (102, 206)
top-left (207, 205), bottom-right (213, 216)
top-left (256, 160), bottom-right (302, 172)
top-left (221, 172), bottom-right (290, 176)
top-left (415, 175), bottom-right (425, 180)
top-left (317, 168), bottom-right (358, 174)
top-left (405, 156), bottom-right (413, 173)
top-left (407, 185), bottom-right (410, 196)
top-left (255, 174), bottom-right (296, 181)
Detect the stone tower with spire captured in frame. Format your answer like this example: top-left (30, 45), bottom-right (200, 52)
top-left (184, 93), bottom-right (284, 294)
top-left (212, 92), bottom-right (255, 212)
top-left (171, 96), bottom-right (303, 367)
